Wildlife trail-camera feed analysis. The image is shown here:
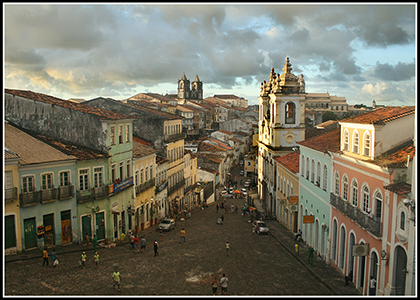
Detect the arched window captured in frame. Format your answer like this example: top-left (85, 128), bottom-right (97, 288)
top-left (285, 102), bottom-right (296, 124)
top-left (343, 130), bottom-right (349, 151)
top-left (362, 184), bottom-right (370, 213)
top-left (334, 171), bottom-right (340, 195)
top-left (306, 157), bottom-right (310, 179)
top-left (301, 155), bottom-right (305, 176)
top-left (400, 211), bottom-right (405, 230)
top-left (343, 175), bottom-right (349, 201)
top-left (323, 164), bottom-right (328, 190)
top-left (351, 180), bottom-right (358, 207)
top-left (316, 162), bottom-right (321, 185)
top-left (353, 131), bottom-right (359, 154)
top-left (311, 159), bottom-right (315, 183)
top-left (374, 191), bottom-right (383, 221)
top-left (364, 132), bottom-right (371, 156)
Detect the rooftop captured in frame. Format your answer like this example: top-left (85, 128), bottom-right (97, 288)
top-left (339, 106), bottom-right (415, 125)
top-left (274, 151), bottom-right (300, 174)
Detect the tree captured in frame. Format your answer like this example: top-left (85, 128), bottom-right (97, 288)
top-left (322, 111), bottom-right (338, 123)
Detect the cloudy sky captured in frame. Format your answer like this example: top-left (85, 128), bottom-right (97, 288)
top-left (3, 3), bottom-right (416, 106)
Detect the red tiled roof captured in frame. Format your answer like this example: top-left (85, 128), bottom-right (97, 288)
top-left (372, 140), bottom-right (415, 168)
top-left (213, 94), bottom-right (244, 99)
top-left (123, 101), bottom-right (183, 120)
top-left (339, 106), bottom-right (415, 125)
top-left (273, 151), bottom-right (300, 174)
top-left (133, 141), bottom-right (158, 158)
top-left (199, 141), bottom-right (229, 152)
top-left (133, 136), bottom-right (152, 146)
top-left (218, 130), bottom-right (234, 135)
top-left (384, 182), bottom-right (411, 195)
top-left (207, 139), bottom-right (233, 150)
top-left (298, 129), bottom-right (341, 152)
top-left (5, 89), bottom-right (133, 120)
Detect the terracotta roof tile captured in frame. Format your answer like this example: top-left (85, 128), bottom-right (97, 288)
top-left (5, 89), bottom-right (133, 120)
top-left (384, 182), bottom-right (411, 195)
top-left (123, 101), bottom-right (183, 120)
top-left (298, 129), bottom-right (341, 152)
top-left (133, 141), bottom-right (158, 158)
top-left (372, 140), bottom-right (415, 168)
top-left (274, 151), bottom-right (300, 174)
top-left (339, 106), bottom-right (415, 125)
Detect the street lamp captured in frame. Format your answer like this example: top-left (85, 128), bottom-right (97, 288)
top-left (381, 250), bottom-right (389, 265)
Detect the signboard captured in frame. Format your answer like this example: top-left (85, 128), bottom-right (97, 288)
top-left (352, 244), bottom-right (369, 256)
top-left (288, 196), bottom-right (298, 204)
top-left (303, 215), bottom-right (314, 224)
top-left (111, 201), bottom-right (119, 213)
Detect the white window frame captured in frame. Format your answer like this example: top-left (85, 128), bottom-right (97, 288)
top-left (125, 124), bottom-right (130, 142)
top-left (110, 125), bottom-right (116, 146)
top-left (79, 169), bottom-right (90, 191)
top-left (41, 173), bottom-right (53, 190)
top-left (22, 175), bottom-right (35, 193)
top-left (93, 167), bottom-right (104, 188)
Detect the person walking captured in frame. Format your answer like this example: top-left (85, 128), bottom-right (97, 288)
top-left (225, 241), bottom-right (230, 256)
top-left (81, 251), bottom-right (87, 268)
top-left (369, 276), bottom-right (377, 295)
top-left (92, 234), bottom-right (98, 253)
top-left (113, 269), bottom-right (122, 292)
top-left (51, 249), bottom-right (58, 267)
top-left (159, 228), bottom-right (163, 241)
top-left (221, 215), bottom-right (224, 222)
top-left (216, 203), bottom-right (219, 213)
top-left (42, 248), bottom-right (49, 266)
top-left (153, 240), bottom-right (159, 256)
top-left (94, 252), bottom-right (100, 269)
top-left (130, 233), bottom-right (135, 250)
top-left (295, 229), bottom-right (302, 240)
top-left (134, 235), bottom-right (139, 252)
top-left (345, 270), bottom-right (353, 286)
top-left (219, 273), bottom-right (229, 295)
top-left (179, 228), bottom-right (186, 243)
top-left (211, 276), bottom-right (219, 296)
top-left (140, 236), bottom-right (146, 252)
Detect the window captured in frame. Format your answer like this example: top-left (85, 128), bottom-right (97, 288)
top-left (93, 167), bottom-right (104, 188)
top-left (285, 102), bottom-right (296, 124)
top-left (343, 130), bottom-right (349, 151)
top-left (135, 170), bottom-right (140, 186)
top-left (351, 180), bottom-right (358, 207)
top-left (59, 171), bottom-right (70, 187)
top-left (22, 176), bottom-right (35, 193)
top-left (342, 175), bottom-right (349, 201)
top-left (364, 132), bottom-right (371, 156)
top-left (125, 124), bottom-right (130, 142)
top-left (140, 167), bottom-right (144, 184)
top-left (111, 164), bottom-right (116, 183)
top-left (110, 126), bottom-right (116, 145)
top-left (150, 164), bottom-right (153, 179)
top-left (353, 131), bottom-right (359, 154)
top-left (145, 165), bottom-right (149, 181)
top-left (400, 212), bottom-right (405, 230)
top-left (119, 161), bottom-right (124, 180)
top-left (374, 192), bottom-right (383, 220)
top-left (322, 165), bottom-right (328, 190)
top-left (311, 159), bottom-right (315, 183)
top-left (306, 158), bottom-right (310, 179)
top-left (126, 160), bottom-right (131, 178)
top-left (301, 155), bottom-right (305, 176)
top-left (79, 169), bottom-right (89, 191)
top-left (362, 185), bottom-right (369, 213)
top-left (334, 171), bottom-right (340, 195)
top-left (118, 125), bottom-right (123, 144)
top-left (41, 173), bottom-right (53, 190)
top-left (316, 162), bottom-right (321, 186)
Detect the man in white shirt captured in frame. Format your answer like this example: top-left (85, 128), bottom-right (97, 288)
top-left (220, 273), bottom-right (229, 295)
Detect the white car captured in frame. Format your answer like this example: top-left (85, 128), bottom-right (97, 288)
top-left (253, 221), bottom-right (269, 234)
top-left (159, 219), bottom-right (176, 231)
top-left (229, 187), bottom-right (234, 194)
top-left (240, 170), bottom-right (244, 176)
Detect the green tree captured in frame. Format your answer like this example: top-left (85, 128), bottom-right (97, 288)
top-left (322, 111), bottom-right (338, 122)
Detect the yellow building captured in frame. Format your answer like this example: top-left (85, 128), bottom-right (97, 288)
top-left (132, 140), bottom-right (158, 232)
top-left (4, 147), bottom-right (22, 254)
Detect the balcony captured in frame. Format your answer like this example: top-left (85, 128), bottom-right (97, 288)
top-left (164, 132), bottom-right (186, 143)
top-left (330, 193), bottom-right (382, 237)
top-left (40, 188), bottom-right (58, 203)
top-left (4, 187), bottom-right (18, 203)
top-left (135, 178), bottom-right (156, 195)
top-left (168, 179), bottom-right (186, 195)
top-left (185, 182), bottom-right (198, 194)
top-left (20, 191), bottom-right (40, 207)
top-left (58, 184), bottom-right (75, 200)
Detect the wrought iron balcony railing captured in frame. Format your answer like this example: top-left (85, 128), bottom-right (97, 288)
top-left (135, 178), bottom-right (156, 195)
top-left (4, 187), bottom-right (18, 203)
top-left (330, 193), bottom-right (382, 237)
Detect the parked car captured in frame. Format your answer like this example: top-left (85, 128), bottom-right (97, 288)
top-left (244, 182), bottom-right (250, 188)
top-left (240, 170), bottom-right (244, 176)
top-left (229, 187), bottom-right (234, 194)
top-left (159, 219), bottom-right (176, 231)
top-left (253, 221), bottom-right (269, 234)
top-left (241, 188), bottom-right (247, 196)
top-left (221, 190), bottom-right (228, 196)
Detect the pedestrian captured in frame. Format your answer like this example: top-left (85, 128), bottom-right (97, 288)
top-left (225, 206), bottom-right (228, 213)
top-left (225, 241), bottom-right (230, 256)
top-left (130, 233), bottom-right (135, 249)
top-left (92, 234), bottom-right (98, 253)
top-left (42, 248), bottom-right (49, 266)
top-left (85, 232), bottom-right (90, 249)
top-left (295, 229), bottom-right (302, 240)
top-left (252, 223), bottom-right (256, 235)
top-left (369, 276), bottom-right (377, 295)
top-left (113, 269), bottom-right (122, 292)
top-left (307, 247), bottom-right (314, 266)
top-left (81, 251), bottom-right (87, 268)
top-left (179, 228), bottom-right (186, 243)
top-left (140, 236), bottom-right (146, 252)
top-left (159, 228), bottom-right (163, 241)
top-left (51, 249), bottom-right (58, 267)
top-left (345, 270), bottom-right (353, 286)
top-left (216, 203), bottom-right (219, 213)
top-left (134, 235), bottom-right (139, 252)
top-left (153, 240), bottom-right (159, 256)
top-left (235, 206), bottom-right (238, 214)
top-left (221, 215), bottom-right (224, 222)
top-left (211, 276), bottom-right (219, 296)
top-left (94, 252), bottom-right (100, 269)
top-left (219, 273), bottom-right (229, 295)
top-left (231, 204), bottom-right (234, 213)
top-left (256, 223), bottom-right (260, 235)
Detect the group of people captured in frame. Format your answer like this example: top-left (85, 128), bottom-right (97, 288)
top-left (128, 230), bottom-right (147, 252)
top-left (211, 274), bottom-right (229, 295)
top-left (42, 248), bottom-right (58, 267)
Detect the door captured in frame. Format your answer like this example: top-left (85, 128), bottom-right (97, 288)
top-left (95, 212), bottom-right (105, 240)
top-left (43, 213), bottom-right (55, 247)
top-left (60, 210), bottom-right (72, 244)
top-left (81, 215), bottom-right (92, 244)
top-left (5, 215), bottom-right (17, 249)
top-left (24, 218), bottom-right (37, 249)
top-left (395, 246), bottom-right (407, 295)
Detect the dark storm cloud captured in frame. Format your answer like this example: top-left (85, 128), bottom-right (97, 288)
top-left (373, 61), bottom-right (415, 81)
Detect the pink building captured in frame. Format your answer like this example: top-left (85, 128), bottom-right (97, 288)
top-left (329, 106), bottom-right (415, 296)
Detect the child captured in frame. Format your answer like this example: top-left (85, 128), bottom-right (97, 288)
top-left (81, 251), bottom-right (87, 268)
top-left (51, 249), bottom-right (58, 267)
top-left (225, 241), bottom-right (230, 256)
top-left (94, 252), bottom-right (100, 269)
